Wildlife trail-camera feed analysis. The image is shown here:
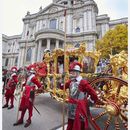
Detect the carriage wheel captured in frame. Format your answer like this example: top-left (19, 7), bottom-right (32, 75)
top-left (89, 76), bottom-right (128, 130)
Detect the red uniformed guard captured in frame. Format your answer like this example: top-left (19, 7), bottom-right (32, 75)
top-left (2, 66), bottom-right (18, 109)
top-left (13, 64), bottom-right (43, 127)
top-left (64, 62), bottom-right (98, 130)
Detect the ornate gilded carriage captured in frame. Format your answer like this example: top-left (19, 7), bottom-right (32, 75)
top-left (39, 43), bottom-right (128, 130)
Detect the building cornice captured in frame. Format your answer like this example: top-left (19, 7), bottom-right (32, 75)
top-left (109, 17), bottom-right (128, 25)
top-left (35, 29), bottom-right (65, 41)
top-left (67, 31), bottom-right (97, 37)
top-left (19, 38), bottom-right (35, 44)
top-left (34, 28), bottom-right (97, 42)
top-left (2, 53), bottom-right (19, 56)
top-left (96, 14), bottom-right (110, 24)
top-left (2, 34), bottom-right (21, 40)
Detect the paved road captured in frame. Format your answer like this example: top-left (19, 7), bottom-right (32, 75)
top-left (2, 93), bottom-right (125, 130)
top-left (2, 93), bottom-right (68, 130)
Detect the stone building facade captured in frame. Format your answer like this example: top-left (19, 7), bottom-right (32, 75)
top-left (2, 0), bottom-right (128, 69)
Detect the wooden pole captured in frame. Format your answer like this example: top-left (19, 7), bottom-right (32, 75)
top-left (62, 8), bottom-right (67, 130)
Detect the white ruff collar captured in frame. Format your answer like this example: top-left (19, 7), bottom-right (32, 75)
top-left (76, 75), bottom-right (82, 82)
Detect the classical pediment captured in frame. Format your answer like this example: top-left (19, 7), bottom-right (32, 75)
top-left (38, 3), bottom-right (66, 15)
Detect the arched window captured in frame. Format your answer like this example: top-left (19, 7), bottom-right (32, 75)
top-left (5, 58), bottom-right (9, 66)
top-left (75, 27), bottom-right (80, 32)
top-left (50, 19), bottom-right (57, 29)
top-left (15, 57), bottom-right (18, 66)
top-left (26, 48), bottom-right (32, 62)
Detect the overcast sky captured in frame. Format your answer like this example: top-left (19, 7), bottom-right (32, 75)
top-left (1, 0), bottom-right (128, 36)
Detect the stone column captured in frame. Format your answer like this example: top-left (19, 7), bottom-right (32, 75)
top-left (73, 19), bottom-right (76, 33)
top-left (106, 23), bottom-right (109, 31)
top-left (25, 24), bottom-right (29, 39)
top-left (34, 42), bottom-right (38, 62)
top-left (17, 48), bottom-right (22, 68)
top-left (8, 57), bottom-right (11, 69)
top-left (20, 47), bottom-right (25, 67)
top-left (67, 15), bottom-right (72, 34)
top-left (88, 10), bottom-right (92, 31)
top-left (37, 40), bottom-right (42, 62)
top-left (47, 39), bottom-right (51, 50)
top-left (101, 24), bottom-right (109, 37)
top-left (92, 12), bottom-right (96, 31)
top-left (33, 42), bottom-right (38, 63)
top-left (80, 18), bottom-right (83, 32)
top-left (68, 0), bottom-right (71, 7)
top-left (40, 20), bottom-right (42, 30)
top-left (11, 57), bottom-right (14, 67)
top-left (38, 21), bottom-right (40, 31)
top-left (31, 46), bottom-right (36, 63)
top-left (36, 21), bottom-right (39, 32)
top-left (2, 58), bottom-right (5, 66)
top-left (23, 46), bottom-right (26, 66)
top-left (56, 39), bottom-right (59, 48)
top-left (84, 12), bottom-right (87, 31)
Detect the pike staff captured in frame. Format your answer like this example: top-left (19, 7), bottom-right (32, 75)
top-left (62, 8), bottom-right (67, 130)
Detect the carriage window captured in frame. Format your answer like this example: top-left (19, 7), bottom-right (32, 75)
top-left (58, 56), bottom-right (64, 74)
top-left (83, 56), bottom-right (95, 73)
top-left (50, 19), bottom-right (57, 29)
top-left (50, 61), bottom-right (54, 74)
top-left (26, 48), bottom-right (32, 62)
top-left (69, 56), bottom-right (78, 64)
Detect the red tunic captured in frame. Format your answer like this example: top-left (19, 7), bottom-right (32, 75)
top-left (19, 75), bottom-right (42, 110)
top-left (65, 79), bottom-right (98, 130)
top-left (65, 79), bottom-right (98, 101)
top-left (5, 74), bottom-right (18, 98)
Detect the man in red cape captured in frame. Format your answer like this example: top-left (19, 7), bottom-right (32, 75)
top-left (2, 66), bottom-right (18, 109)
top-left (64, 62), bottom-right (99, 130)
top-left (13, 64), bottom-right (43, 127)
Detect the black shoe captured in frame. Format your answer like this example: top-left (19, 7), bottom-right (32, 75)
top-left (2, 104), bottom-right (8, 108)
top-left (13, 120), bottom-right (23, 126)
top-left (24, 120), bottom-right (31, 128)
top-left (8, 105), bottom-right (14, 109)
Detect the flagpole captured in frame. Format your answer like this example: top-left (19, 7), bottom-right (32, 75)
top-left (62, 8), bottom-right (67, 130)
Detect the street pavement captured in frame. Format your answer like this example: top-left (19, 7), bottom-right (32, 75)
top-left (2, 93), bottom-right (68, 130)
top-left (2, 93), bottom-right (125, 130)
